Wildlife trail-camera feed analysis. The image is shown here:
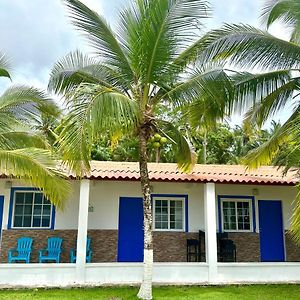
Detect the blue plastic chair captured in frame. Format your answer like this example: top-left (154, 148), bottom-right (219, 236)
top-left (39, 237), bottom-right (62, 263)
top-left (70, 237), bottom-right (92, 263)
top-left (8, 237), bottom-right (33, 263)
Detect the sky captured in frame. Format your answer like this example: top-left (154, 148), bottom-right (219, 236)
top-left (0, 0), bottom-right (290, 126)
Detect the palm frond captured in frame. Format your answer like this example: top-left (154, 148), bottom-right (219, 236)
top-left (170, 32), bottom-right (213, 72)
top-left (0, 52), bottom-right (11, 79)
top-left (0, 86), bottom-right (58, 123)
top-left (262, 1), bottom-right (300, 28)
top-left (232, 70), bottom-right (296, 124)
top-left (117, 0), bottom-right (211, 85)
top-left (58, 85), bottom-right (139, 174)
top-left (273, 141), bottom-right (300, 173)
top-left (64, 0), bottom-right (134, 80)
top-left (165, 63), bottom-right (233, 109)
top-left (261, 0), bottom-right (300, 43)
top-left (0, 131), bottom-right (48, 151)
top-left (0, 148), bottom-right (70, 208)
top-left (201, 23), bottom-right (300, 70)
top-left (158, 120), bottom-right (196, 172)
top-left (48, 50), bottom-right (129, 95)
top-left (242, 107), bottom-right (299, 168)
top-left (290, 185), bottom-right (300, 243)
top-left (243, 79), bottom-right (297, 128)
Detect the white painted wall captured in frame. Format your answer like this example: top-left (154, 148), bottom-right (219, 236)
top-left (217, 262), bottom-right (300, 283)
top-left (0, 179), bottom-right (297, 232)
top-left (0, 262), bottom-right (300, 287)
top-left (216, 184), bottom-right (298, 231)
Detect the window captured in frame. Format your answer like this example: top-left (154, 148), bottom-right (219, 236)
top-left (153, 197), bottom-right (185, 231)
top-left (12, 190), bottom-right (53, 228)
top-left (221, 199), bottom-right (252, 232)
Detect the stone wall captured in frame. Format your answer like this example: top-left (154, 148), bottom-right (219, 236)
top-left (1, 230), bottom-right (300, 263)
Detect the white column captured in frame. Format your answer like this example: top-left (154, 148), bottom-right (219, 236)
top-left (76, 179), bottom-right (90, 283)
top-left (204, 183), bottom-right (218, 283)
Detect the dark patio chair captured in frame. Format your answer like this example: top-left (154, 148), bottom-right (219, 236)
top-left (219, 238), bottom-right (237, 262)
top-left (198, 230), bottom-right (205, 261)
top-left (186, 239), bottom-right (200, 262)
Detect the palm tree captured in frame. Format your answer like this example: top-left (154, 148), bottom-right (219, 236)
top-left (200, 0), bottom-right (300, 165)
top-left (199, 0), bottom-right (300, 239)
top-left (48, 1), bottom-right (233, 298)
top-left (0, 52), bottom-right (69, 207)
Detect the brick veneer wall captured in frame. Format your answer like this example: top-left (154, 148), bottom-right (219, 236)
top-left (285, 231), bottom-right (300, 262)
top-left (153, 232), bottom-right (202, 262)
top-left (226, 232), bottom-right (260, 262)
top-left (1, 230), bottom-right (300, 263)
top-left (0, 229), bottom-right (118, 263)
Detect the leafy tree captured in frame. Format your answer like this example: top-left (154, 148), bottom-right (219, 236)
top-left (0, 53), bottom-right (69, 207)
top-left (48, 0), bottom-right (233, 298)
top-left (199, 0), bottom-right (300, 240)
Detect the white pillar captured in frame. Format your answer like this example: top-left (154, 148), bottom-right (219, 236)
top-left (76, 179), bottom-right (90, 283)
top-left (204, 183), bottom-right (218, 283)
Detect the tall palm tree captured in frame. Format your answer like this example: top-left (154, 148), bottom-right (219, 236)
top-left (48, 1), bottom-right (233, 298)
top-left (200, 0), bottom-right (300, 166)
top-left (199, 0), bottom-right (300, 239)
top-left (0, 52), bottom-right (69, 207)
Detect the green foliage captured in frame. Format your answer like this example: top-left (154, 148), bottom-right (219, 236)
top-left (49, 0), bottom-right (235, 176)
top-left (0, 52), bottom-right (11, 79)
top-left (262, 0), bottom-right (300, 43)
top-left (201, 0), bottom-right (300, 241)
top-left (0, 58), bottom-right (70, 207)
top-left (90, 122), bottom-right (277, 167)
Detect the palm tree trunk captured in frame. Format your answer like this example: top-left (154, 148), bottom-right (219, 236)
top-left (203, 130), bottom-right (207, 164)
top-left (137, 125), bottom-right (153, 300)
top-left (155, 148), bottom-right (160, 163)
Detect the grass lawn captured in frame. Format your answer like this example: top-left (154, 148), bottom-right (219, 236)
top-left (0, 285), bottom-right (299, 300)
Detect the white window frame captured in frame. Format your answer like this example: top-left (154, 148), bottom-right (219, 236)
top-left (12, 190), bottom-right (53, 229)
top-left (221, 198), bottom-right (253, 233)
top-left (153, 196), bottom-right (185, 232)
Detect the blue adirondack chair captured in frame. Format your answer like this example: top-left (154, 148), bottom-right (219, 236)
top-left (70, 237), bottom-right (92, 263)
top-left (39, 237), bottom-right (62, 263)
top-left (8, 237), bottom-right (33, 263)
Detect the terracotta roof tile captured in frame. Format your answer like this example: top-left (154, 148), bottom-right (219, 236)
top-left (1, 161), bottom-right (297, 185)
top-left (78, 161), bottom-right (298, 185)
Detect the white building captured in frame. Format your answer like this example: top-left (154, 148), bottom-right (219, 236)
top-left (0, 162), bottom-right (299, 286)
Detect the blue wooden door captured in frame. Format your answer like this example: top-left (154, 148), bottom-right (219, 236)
top-left (0, 196), bottom-right (4, 239)
top-left (117, 197), bottom-right (144, 262)
top-left (259, 200), bottom-right (285, 262)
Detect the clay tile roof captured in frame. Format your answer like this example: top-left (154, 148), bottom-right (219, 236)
top-left (1, 161), bottom-right (298, 185)
top-left (73, 161), bottom-right (299, 185)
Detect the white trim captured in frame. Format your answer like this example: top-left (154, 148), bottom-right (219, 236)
top-left (11, 190), bottom-right (53, 230)
top-left (152, 196), bottom-right (185, 232)
top-left (204, 183), bottom-right (218, 282)
top-left (76, 179), bottom-right (90, 283)
top-left (220, 198), bottom-right (253, 233)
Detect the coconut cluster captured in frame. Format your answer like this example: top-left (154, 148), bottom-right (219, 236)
top-left (149, 133), bottom-right (167, 148)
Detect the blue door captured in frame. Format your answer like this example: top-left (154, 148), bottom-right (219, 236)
top-left (117, 197), bottom-right (144, 262)
top-left (0, 196), bottom-right (4, 239)
top-left (259, 200), bottom-right (285, 262)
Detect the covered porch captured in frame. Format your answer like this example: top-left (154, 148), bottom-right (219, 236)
top-left (0, 162), bottom-right (299, 286)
